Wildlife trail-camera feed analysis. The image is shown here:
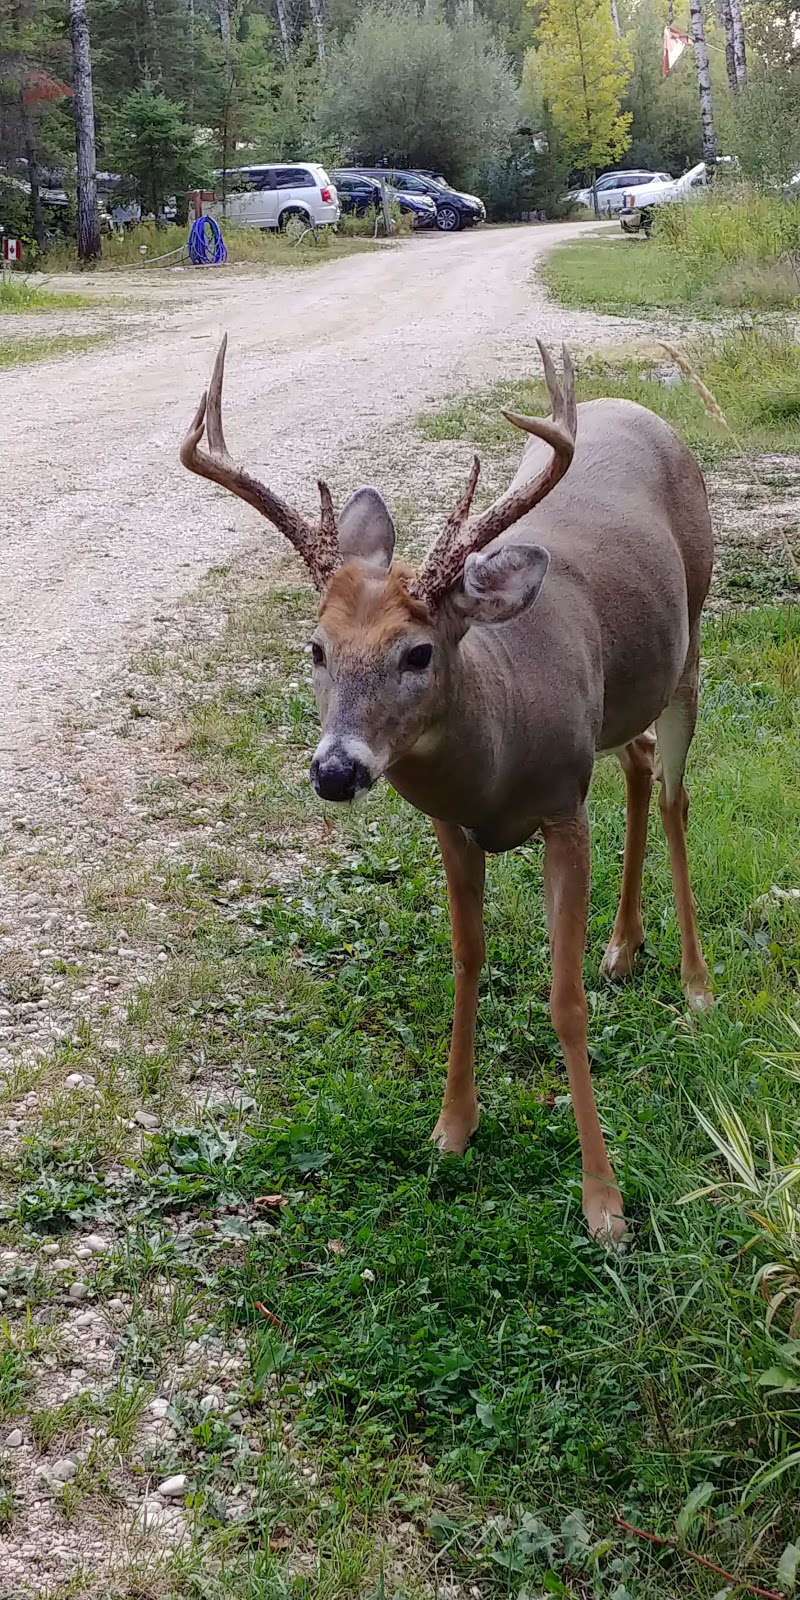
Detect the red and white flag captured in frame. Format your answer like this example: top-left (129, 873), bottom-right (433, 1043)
top-left (663, 26), bottom-right (691, 76)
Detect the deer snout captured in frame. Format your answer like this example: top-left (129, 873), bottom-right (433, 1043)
top-left (310, 737), bottom-right (377, 803)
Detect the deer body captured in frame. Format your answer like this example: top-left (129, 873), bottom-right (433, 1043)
top-left (182, 339), bottom-right (714, 1246)
top-left (387, 397), bottom-right (712, 853)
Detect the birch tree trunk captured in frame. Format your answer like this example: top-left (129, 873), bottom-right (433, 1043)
top-left (308, 0), bottom-right (325, 60)
top-left (275, 0), bottom-right (291, 60)
top-left (69, 0), bottom-right (101, 263)
top-left (688, 0), bottom-right (718, 179)
top-left (729, 0), bottom-right (746, 85)
top-left (716, 0), bottom-right (737, 91)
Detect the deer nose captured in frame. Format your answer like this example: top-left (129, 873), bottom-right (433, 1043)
top-left (310, 750), bottom-right (371, 803)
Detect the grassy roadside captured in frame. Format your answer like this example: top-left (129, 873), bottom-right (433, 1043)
top-left (542, 192), bottom-right (800, 317)
top-left (419, 334), bottom-right (800, 471)
top-left (42, 218), bottom-right (401, 275)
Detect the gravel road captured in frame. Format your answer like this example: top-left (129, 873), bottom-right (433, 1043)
top-left (0, 223), bottom-right (629, 790)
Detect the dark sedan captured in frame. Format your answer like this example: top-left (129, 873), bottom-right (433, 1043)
top-left (347, 168), bottom-right (484, 231)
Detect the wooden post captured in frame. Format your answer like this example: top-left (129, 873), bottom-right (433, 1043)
top-left (379, 177), bottom-right (393, 237)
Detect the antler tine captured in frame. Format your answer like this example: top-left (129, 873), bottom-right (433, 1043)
top-left (204, 332), bottom-right (232, 462)
top-left (179, 337), bottom-right (340, 591)
top-left (410, 345), bottom-right (577, 608)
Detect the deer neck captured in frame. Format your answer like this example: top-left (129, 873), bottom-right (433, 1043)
top-left (387, 631), bottom-right (510, 822)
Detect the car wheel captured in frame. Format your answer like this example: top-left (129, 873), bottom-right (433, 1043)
top-left (279, 207), bottom-right (311, 231)
top-left (436, 204), bottom-right (461, 232)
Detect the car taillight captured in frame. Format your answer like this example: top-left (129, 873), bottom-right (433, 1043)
top-left (320, 187), bottom-right (332, 203)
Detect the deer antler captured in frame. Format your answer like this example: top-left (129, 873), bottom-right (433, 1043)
top-left (180, 336), bottom-right (340, 591)
top-left (410, 342), bottom-right (577, 608)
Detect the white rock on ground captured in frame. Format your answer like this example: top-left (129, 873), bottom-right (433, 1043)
top-left (156, 1474), bottom-right (187, 1498)
top-left (4, 1429), bottom-right (22, 1448)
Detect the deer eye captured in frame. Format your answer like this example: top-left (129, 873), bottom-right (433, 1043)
top-left (310, 641), bottom-right (325, 667)
top-left (404, 643), bottom-right (433, 671)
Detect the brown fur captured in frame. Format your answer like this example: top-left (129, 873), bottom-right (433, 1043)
top-left (319, 561), bottom-right (430, 654)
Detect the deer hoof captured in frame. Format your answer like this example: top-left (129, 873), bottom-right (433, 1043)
top-left (430, 1104), bottom-right (479, 1157)
top-left (684, 976), bottom-right (714, 1015)
top-left (600, 925), bottom-right (644, 983)
top-left (582, 1177), bottom-right (629, 1251)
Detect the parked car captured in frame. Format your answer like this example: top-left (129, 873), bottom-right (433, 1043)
top-left (619, 157), bottom-right (734, 233)
top-left (564, 169), bottom-right (672, 214)
top-left (206, 163), bottom-right (340, 231)
top-left (414, 171), bottom-right (487, 223)
top-left (350, 168), bottom-right (484, 231)
top-left (334, 171), bottom-right (437, 229)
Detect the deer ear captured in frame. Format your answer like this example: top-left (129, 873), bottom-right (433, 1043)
top-left (452, 543), bottom-right (550, 625)
top-left (338, 487), bottom-right (396, 571)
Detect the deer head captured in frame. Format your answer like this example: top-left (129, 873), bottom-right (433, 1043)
top-left (181, 337), bottom-right (577, 802)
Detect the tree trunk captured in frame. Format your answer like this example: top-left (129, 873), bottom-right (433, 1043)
top-left (18, 93), bottom-right (46, 252)
top-left (215, 0), bottom-right (231, 46)
top-left (143, 0), bottom-right (164, 82)
top-left (274, 0), bottom-right (291, 60)
top-left (69, 0), bottom-right (101, 263)
top-left (308, 0), bottom-right (325, 59)
top-left (716, 0), bottom-right (737, 91)
top-left (688, 0), bottom-right (718, 179)
top-left (729, 0), bottom-right (746, 85)
top-left (609, 0), bottom-right (621, 40)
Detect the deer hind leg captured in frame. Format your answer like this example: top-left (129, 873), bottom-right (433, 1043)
top-left (601, 731), bottom-right (656, 982)
top-left (543, 810), bottom-right (626, 1245)
top-left (430, 820), bottom-right (485, 1156)
top-left (655, 646), bottom-right (713, 1013)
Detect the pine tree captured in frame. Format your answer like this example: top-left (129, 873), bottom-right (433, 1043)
top-left (536, 0), bottom-right (632, 190)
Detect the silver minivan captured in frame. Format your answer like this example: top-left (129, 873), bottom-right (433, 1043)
top-left (209, 163), bottom-right (340, 230)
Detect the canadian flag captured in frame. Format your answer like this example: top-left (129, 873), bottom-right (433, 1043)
top-left (663, 26), bottom-right (692, 76)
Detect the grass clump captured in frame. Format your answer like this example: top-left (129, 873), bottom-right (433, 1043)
top-left (546, 190), bottom-right (800, 314)
top-left (0, 277), bottom-right (93, 313)
top-left (419, 326), bottom-right (800, 462)
top-left (0, 332), bottom-right (107, 368)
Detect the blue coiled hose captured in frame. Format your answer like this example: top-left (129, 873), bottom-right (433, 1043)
top-left (188, 216), bottom-right (228, 266)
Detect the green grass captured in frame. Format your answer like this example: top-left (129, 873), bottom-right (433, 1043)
top-left (544, 191), bottom-right (800, 315)
top-left (418, 328), bottom-right (800, 464)
top-left (0, 277), bottom-right (94, 313)
top-left (0, 332), bottom-right (108, 368)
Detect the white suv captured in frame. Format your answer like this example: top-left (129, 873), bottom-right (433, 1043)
top-left (208, 163), bottom-right (340, 231)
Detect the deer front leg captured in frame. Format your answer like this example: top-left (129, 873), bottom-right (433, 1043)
top-left (430, 820), bottom-right (485, 1156)
top-left (543, 810), bottom-right (626, 1245)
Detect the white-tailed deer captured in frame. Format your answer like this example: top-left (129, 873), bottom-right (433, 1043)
top-left (182, 336), bottom-right (714, 1243)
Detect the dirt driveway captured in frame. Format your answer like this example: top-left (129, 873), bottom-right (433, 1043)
top-left (0, 223), bottom-right (632, 793)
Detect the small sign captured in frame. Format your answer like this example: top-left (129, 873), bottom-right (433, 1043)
top-left (2, 238), bottom-right (19, 262)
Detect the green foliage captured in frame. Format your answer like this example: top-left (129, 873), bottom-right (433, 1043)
top-left (106, 87), bottom-right (208, 217)
top-left (315, 1), bottom-right (519, 181)
top-left (730, 60), bottom-right (800, 186)
top-left (536, 0), bottom-right (633, 175)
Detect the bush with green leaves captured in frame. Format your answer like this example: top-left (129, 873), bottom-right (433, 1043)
top-left (315, 1), bottom-right (519, 183)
